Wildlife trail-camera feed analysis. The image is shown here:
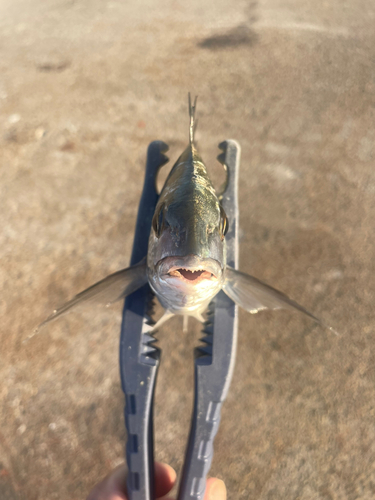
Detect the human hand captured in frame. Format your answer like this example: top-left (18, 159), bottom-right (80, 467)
top-left (86, 462), bottom-right (226, 500)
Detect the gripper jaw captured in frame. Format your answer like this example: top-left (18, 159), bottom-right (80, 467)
top-left (195, 301), bottom-right (215, 361)
top-left (140, 295), bottom-right (160, 362)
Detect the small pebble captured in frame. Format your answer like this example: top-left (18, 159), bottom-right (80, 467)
top-left (35, 127), bottom-right (46, 140)
top-left (17, 424), bottom-right (26, 435)
top-left (8, 113), bottom-right (21, 124)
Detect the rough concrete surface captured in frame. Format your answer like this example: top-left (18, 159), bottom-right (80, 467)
top-left (1, 0), bottom-right (374, 498)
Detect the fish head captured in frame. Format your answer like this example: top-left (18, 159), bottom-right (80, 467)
top-left (147, 191), bottom-right (228, 311)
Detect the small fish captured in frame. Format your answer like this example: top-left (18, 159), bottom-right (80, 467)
top-left (32, 95), bottom-right (336, 337)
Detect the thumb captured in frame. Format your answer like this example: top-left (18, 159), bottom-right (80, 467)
top-left (204, 477), bottom-right (227, 500)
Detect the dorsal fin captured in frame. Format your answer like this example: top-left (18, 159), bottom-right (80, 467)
top-left (188, 93), bottom-right (198, 144)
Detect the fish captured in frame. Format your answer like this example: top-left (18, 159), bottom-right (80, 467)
top-left (31, 95), bottom-right (336, 338)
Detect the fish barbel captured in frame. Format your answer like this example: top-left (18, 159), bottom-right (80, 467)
top-left (32, 95), bottom-right (336, 337)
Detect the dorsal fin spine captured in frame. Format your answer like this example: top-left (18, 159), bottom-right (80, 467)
top-left (188, 93), bottom-right (198, 145)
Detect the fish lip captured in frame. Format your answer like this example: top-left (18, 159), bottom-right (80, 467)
top-left (156, 254), bottom-right (222, 282)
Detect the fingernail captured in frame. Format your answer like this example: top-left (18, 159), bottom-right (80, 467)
top-left (210, 479), bottom-right (227, 500)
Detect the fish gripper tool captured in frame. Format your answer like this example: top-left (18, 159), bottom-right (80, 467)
top-left (120, 139), bottom-right (240, 500)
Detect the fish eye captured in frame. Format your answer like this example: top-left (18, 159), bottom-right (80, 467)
top-left (152, 204), bottom-right (165, 238)
top-left (219, 205), bottom-right (228, 239)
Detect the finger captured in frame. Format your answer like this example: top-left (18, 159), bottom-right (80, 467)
top-left (86, 464), bottom-right (127, 500)
top-left (163, 477), bottom-right (227, 500)
top-left (154, 462), bottom-right (177, 498)
top-left (204, 477), bottom-right (227, 500)
top-left (86, 462), bottom-right (176, 500)
top-left (106, 465), bottom-right (128, 498)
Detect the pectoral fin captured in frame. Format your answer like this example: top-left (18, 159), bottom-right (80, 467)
top-left (30, 259), bottom-right (148, 338)
top-left (223, 266), bottom-right (337, 334)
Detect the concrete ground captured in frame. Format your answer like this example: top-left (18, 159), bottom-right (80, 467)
top-left (1, 0), bottom-right (374, 498)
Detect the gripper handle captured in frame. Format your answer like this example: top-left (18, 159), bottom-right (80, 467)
top-left (120, 141), bottom-right (169, 500)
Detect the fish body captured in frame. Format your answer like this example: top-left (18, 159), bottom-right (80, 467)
top-left (147, 97), bottom-right (227, 322)
top-left (33, 96), bottom-right (336, 337)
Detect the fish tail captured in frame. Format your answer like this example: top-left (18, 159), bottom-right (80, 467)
top-left (188, 92), bottom-right (198, 144)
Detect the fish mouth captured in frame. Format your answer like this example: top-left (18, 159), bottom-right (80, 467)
top-left (168, 267), bottom-right (215, 284)
top-left (157, 255), bottom-right (222, 285)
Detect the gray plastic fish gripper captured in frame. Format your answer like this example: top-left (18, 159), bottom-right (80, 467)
top-left (120, 139), bottom-right (240, 500)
